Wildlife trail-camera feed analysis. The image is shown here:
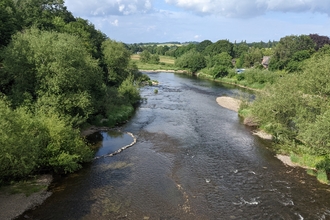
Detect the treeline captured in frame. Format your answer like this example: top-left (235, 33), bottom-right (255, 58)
top-left (127, 39), bottom-right (278, 79)
top-left (0, 0), bottom-right (146, 182)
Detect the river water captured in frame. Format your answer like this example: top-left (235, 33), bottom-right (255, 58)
top-left (20, 72), bottom-right (330, 220)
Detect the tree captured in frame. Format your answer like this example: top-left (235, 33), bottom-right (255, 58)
top-left (175, 50), bottom-right (206, 73)
top-left (233, 42), bottom-right (249, 58)
top-left (204, 40), bottom-right (233, 57)
top-left (14, 0), bottom-right (74, 30)
top-left (62, 18), bottom-right (106, 59)
top-left (102, 39), bottom-right (131, 86)
top-left (196, 40), bottom-right (212, 52)
top-left (243, 47), bottom-right (263, 68)
top-left (1, 28), bottom-right (105, 126)
top-left (285, 50), bottom-right (311, 73)
top-left (140, 50), bottom-right (151, 63)
top-left (269, 35), bottom-right (315, 71)
top-left (309, 34), bottom-right (330, 51)
top-left (150, 54), bottom-right (160, 64)
top-left (207, 52), bottom-right (233, 68)
top-left (174, 43), bottom-right (196, 57)
top-left (0, 0), bottom-right (20, 47)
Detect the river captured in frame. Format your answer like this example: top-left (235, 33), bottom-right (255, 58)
top-left (19, 72), bottom-right (330, 220)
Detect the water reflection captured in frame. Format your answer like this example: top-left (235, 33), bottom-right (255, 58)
top-left (86, 130), bottom-right (134, 157)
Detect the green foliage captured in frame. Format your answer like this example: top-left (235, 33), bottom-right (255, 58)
top-left (14, 0), bottom-right (74, 30)
top-left (175, 50), bottom-right (206, 73)
top-left (242, 69), bottom-right (278, 85)
top-left (285, 50), bottom-right (311, 73)
top-left (150, 54), bottom-right (160, 64)
top-left (0, 0), bottom-right (20, 47)
top-left (212, 66), bottom-right (229, 79)
top-left (243, 47), bottom-right (263, 68)
top-left (118, 74), bottom-right (141, 105)
top-left (249, 51), bottom-right (330, 158)
top-left (106, 105), bottom-right (135, 127)
top-left (196, 40), bottom-right (212, 52)
top-left (0, 97), bottom-right (92, 182)
top-left (204, 40), bottom-right (233, 57)
top-left (102, 39), bottom-right (131, 85)
top-left (269, 35), bottom-right (315, 71)
top-left (1, 28), bottom-right (105, 126)
top-left (174, 43), bottom-right (196, 57)
top-left (37, 112), bottom-right (93, 173)
top-left (233, 42), bottom-right (249, 58)
top-left (316, 170), bottom-right (329, 184)
top-left (207, 52), bottom-right (233, 69)
top-left (0, 98), bottom-right (44, 181)
top-left (140, 50), bottom-right (151, 63)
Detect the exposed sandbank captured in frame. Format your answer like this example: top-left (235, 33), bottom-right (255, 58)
top-left (216, 96), bottom-right (241, 112)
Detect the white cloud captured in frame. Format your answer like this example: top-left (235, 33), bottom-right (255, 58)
top-left (111, 19), bottom-right (119, 26)
top-left (164, 0), bottom-right (330, 18)
top-left (64, 0), bottom-right (152, 17)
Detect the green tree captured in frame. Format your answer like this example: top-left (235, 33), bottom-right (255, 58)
top-left (175, 50), bottom-right (206, 73)
top-left (243, 47), bottom-right (263, 68)
top-left (204, 40), bottom-right (233, 57)
top-left (233, 42), bottom-right (249, 58)
top-left (14, 0), bottom-right (74, 30)
top-left (102, 39), bottom-right (131, 86)
top-left (196, 40), bottom-right (212, 53)
top-left (0, 0), bottom-right (20, 47)
top-left (1, 28), bottom-right (105, 126)
top-left (285, 50), bottom-right (311, 73)
top-left (140, 50), bottom-right (151, 63)
top-left (269, 35), bottom-right (315, 71)
top-left (150, 54), bottom-right (160, 64)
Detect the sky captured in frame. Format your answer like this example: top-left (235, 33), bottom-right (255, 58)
top-left (64, 0), bottom-right (330, 44)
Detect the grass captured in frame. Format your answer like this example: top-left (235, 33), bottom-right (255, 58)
top-left (290, 151), bottom-right (325, 168)
top-left (317, 170), bottom-right (329, 184)
top-left (130, 55), bottom-right (186, 71)
top-left (0, 179), bottom-right (48, 196)
top-left (290, 152), bottom-right (329, 184)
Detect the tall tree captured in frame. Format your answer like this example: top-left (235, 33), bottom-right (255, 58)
top-left (204, 40), bottom-right (233, 57)
top-left (1, 28), bottom-right (105, 125)
top-left (196, 40), bottom-right (212, 53)
top-left (269, 35), bottom-right (315, 70)
top-left (0, 0), bottom-right (21, 47)
top-left (14, 0), bottom-right (74, 29)
top-left (101, 39), bottom-right (131, 86)
top-left (309, 34), bottom-right (330, 51)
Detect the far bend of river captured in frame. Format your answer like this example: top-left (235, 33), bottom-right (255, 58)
top-left (20, 72), bottom-right (330, 220)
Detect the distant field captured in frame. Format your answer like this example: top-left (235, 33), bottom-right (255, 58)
top-left (131, 55), bottom-right (175, 65)
top-left (130, 55), bottom-right (182, 71)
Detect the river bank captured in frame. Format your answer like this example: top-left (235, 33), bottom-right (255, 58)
top-left (0, 175), bottom-right (53, 220)
top-left (215, 96), bottom-right (301, 169)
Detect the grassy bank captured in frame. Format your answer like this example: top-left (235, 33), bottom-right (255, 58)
top-left (131, 55), bottom-right (184, 71)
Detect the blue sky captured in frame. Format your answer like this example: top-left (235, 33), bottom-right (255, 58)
top-left (64, 0), bottom-right (330, 44)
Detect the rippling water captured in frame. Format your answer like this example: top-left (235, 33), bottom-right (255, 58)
top-left (19, 72), bottom-right (330, 220)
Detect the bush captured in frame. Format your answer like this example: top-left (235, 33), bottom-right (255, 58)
top-left (106, 105), bottom-right (135, 127)
top-left (212, 65), bottom-right (229, 79)
top-left (0, 98), bottom-right (93, 182)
